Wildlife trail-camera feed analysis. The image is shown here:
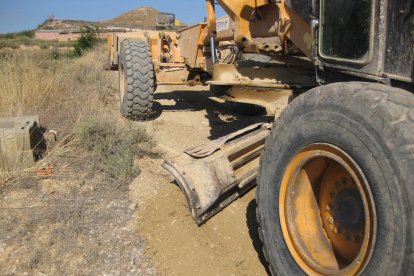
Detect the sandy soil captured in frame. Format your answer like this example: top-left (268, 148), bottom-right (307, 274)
top-left (0, 84), bottom-right (271, 275)
top-left (130, 86), bottom-right (270, 275)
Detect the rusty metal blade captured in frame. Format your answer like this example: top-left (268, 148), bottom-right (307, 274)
top-left (163, 122), bottom-right (271, 225)
top-left (185, 122), bottom-right (270, 158)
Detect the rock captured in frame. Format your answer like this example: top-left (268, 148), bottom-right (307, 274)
top-left (128, 203), bottom-right (137, 210)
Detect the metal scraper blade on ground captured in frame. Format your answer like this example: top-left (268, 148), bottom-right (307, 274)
top-left (163, 122), bottom-right (271, 225)
top-left (185, 122), bottom-right (269, 158)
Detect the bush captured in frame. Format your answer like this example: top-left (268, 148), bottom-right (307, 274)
top-left (75, 117), bottom-right (155, 185)
top-left (73, 27), bottom-right (98, 57)
top-left (0, 30), bottom-right (33, 40)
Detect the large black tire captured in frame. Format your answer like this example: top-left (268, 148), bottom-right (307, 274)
top-left (257, 82), bottom-right (413, 275)
top-left (118, 40), bottom-right (155, 120)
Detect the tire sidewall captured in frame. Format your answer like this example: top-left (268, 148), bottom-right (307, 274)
top-left (118, 45), bottom-right (127, 115)
top-left (258, 85), bottom-right (411, 275)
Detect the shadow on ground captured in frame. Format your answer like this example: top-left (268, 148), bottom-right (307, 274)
top-left (152, 87), bottom-right (272, 139)
top-left (246, 198), bottom-right (272, 275)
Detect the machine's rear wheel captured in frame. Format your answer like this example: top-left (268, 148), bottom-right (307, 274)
top-left (118, 39), bottom-right (155, 120)
top-left (257, 82), bottom-right (413, 275)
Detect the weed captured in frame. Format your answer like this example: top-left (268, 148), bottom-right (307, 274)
top-left (75, 116), bottom-right (155, 186)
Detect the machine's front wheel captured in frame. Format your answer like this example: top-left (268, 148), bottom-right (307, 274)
top-left (257, 82), bottom-right (413, 275)
top-left (118, 39), bottom-right (155, 120)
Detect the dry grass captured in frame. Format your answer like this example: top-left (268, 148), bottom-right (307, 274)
top-left (0, 38), bottom-right (75, 50)
top-left (0, 45), bottom-right (111, 185)
top-left (0, 45), bottom-right (156, 274)
top-left (0, 44), bottom-right (155, 186)
top-left (0, 45), bottom-right (112, 130)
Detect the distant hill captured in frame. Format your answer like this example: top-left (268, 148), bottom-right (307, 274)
top-left (103, 7), bottom-right (159, 28)
top-left (38, 19), bottom-right (99, 30)
top-left (37, 7), bottom-right (187, 31)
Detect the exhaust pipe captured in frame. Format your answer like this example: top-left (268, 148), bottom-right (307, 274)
top-left (162, 122), bottom-right (271, 225)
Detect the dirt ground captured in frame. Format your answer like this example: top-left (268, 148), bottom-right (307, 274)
top-left (0, 84), bottom-right (271, 275)
top-left (131, 86), bottom-right (270, 275)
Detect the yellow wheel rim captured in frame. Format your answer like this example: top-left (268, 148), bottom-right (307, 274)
top-left (279, 144), bottom-right (376, 275)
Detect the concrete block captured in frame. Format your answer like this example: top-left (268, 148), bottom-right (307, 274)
top-left (0, 116), bottom-right (45, 172)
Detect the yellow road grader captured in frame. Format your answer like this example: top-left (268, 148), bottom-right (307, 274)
top-left (106, 0), bottom-right (413, 274)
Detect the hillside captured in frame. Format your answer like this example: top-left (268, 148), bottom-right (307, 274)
top-left (38, 7), bottom-right (187, 31)
top-left (103, 6), bottom-right (159, 28)
top-left (38, 19), bottom-right (99, 30)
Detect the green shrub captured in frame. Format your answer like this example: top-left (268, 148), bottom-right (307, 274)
top-left (73, 27), bottom-right (98, 57)
top-left (0, 30), bottom-right (33, 40)
top-left (75, 117), bottom-right (155, 185)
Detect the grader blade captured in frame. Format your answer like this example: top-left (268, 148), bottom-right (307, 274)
top-left (162, 122), bottom-right (271, 225)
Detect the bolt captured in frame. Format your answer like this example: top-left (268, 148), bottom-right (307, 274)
top-left (328, 216), bottom-right (334, 224)
top-left (334, 227), bottom-right (338, 234)
top-left (325, 205), bottom-right (330, 211)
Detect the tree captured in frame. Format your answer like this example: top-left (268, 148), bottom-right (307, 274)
top-left (73, 26), bottom-right (98, 57)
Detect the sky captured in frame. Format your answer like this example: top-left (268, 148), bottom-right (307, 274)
top-left (0, 0), bottom-right (225, 33)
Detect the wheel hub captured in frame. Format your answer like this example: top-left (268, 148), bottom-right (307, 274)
top-left (279, 144), bottom-right (376, 275)
top-left (333, 187), bottom-right (365, 233)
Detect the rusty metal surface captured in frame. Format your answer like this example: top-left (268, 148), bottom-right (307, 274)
top-left (177, 24), bottom-right (205, 68)
top-left (210, 63), bottom-right (315, 87)
top-left (155, 68), bottom-right (190, 85)
top-left (213, 0), bottom-right (311, 56)
top-left (186, 122), bottom-right (269, 157)
top-left (163, 122), bottom-right (271, 225)
top-left (207, 60), bottom-right (316, 114)
top-left (207, 62), bottom-right (316, 115)
top-left (217, 0), bottom-right (269, 52)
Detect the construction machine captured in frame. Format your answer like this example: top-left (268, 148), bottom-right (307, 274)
top-left (107, 1), bottom-right (413, 274)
